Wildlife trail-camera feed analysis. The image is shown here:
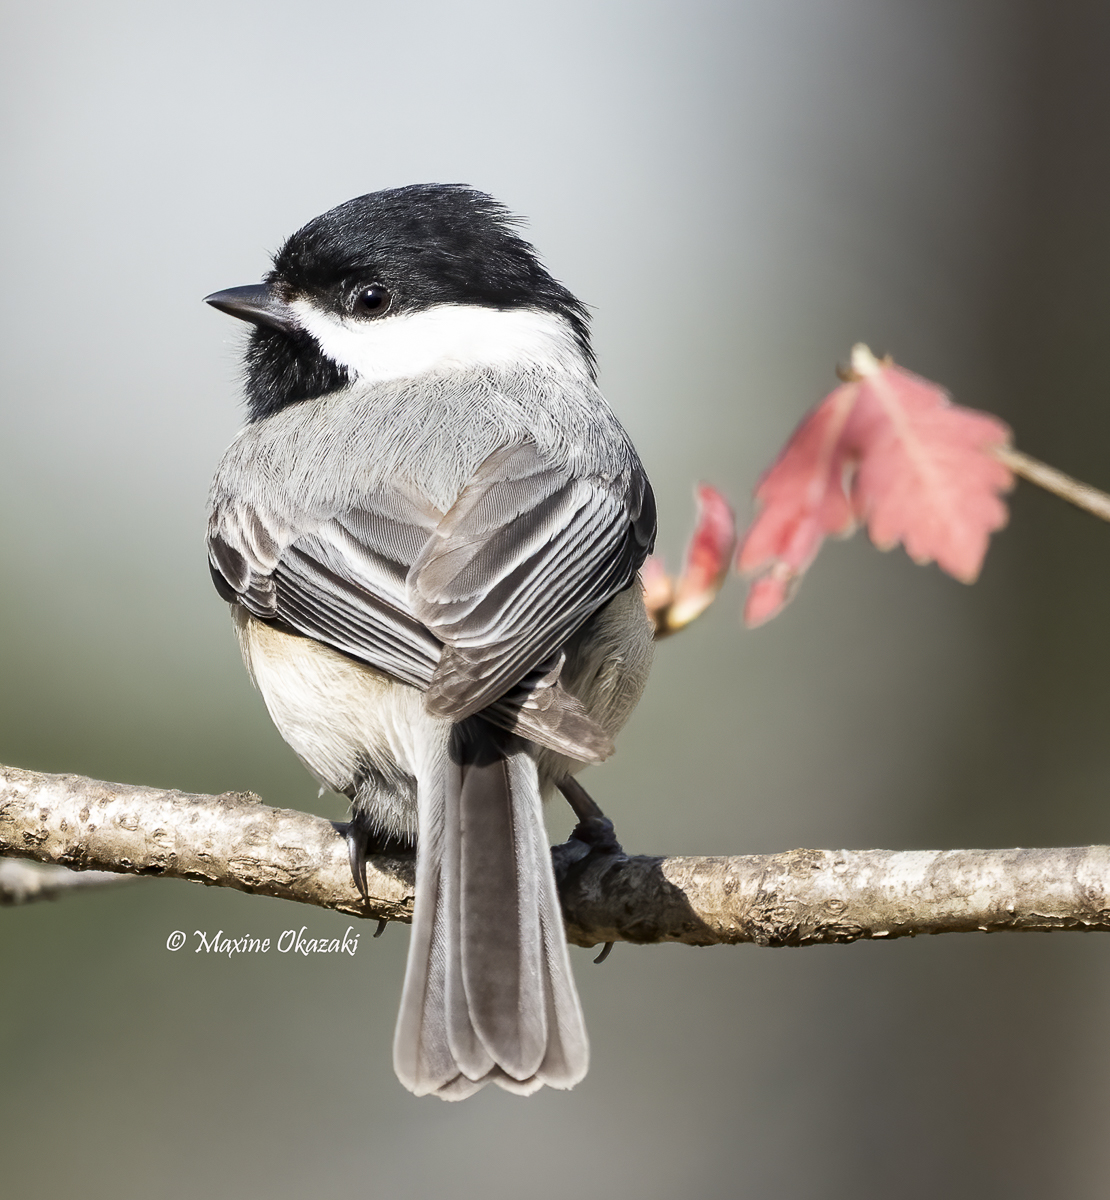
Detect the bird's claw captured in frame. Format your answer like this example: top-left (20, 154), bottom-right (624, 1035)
top-left (340, 820), bottom-right (371, 900)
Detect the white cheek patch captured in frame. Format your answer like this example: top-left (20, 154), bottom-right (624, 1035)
top-left (287, 300), bottom-right (582, 382)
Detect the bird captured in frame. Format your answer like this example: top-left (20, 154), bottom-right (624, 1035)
top-left (204, 184), bottom-right (656, 1099)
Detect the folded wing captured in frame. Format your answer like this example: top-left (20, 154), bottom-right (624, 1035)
top-left (208, 439), bottom-right (656, 756)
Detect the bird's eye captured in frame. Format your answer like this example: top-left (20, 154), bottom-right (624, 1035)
top-left (353, 285), bottom-right (391, 316)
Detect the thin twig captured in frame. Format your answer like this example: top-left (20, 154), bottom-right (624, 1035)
top-left (995, 445), bottom-right (1110, 523)
top-left (0, 858), bottom-right (140, 905)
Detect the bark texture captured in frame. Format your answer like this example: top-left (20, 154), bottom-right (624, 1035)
top-left (4, 762), bottom-right (1110, 946)
top-left (0, 764), bottom-right (413, 922)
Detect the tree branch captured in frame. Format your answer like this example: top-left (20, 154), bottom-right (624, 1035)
top-left (5, 762), bottom-right (1110, 946)
top-left (0, 764), bottom-right (414, 922)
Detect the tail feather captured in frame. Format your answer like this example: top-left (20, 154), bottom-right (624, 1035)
top-left (458, 751), bottom-right (548, 1078)
top-left (393, 723), bottom-right (588, 1099)
top-left (391, 824), bottom-right (457, 1093)
top-left (434, 749), bottom-right (492, 1081)
top-left (535, 857), bottom-right (589, 1087)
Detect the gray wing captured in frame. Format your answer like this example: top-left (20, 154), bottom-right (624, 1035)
top-left (412, 442), bottom-right (655, 720)
top-left (208, 440), bottom-right (655, 739)
top-left (208, 483), bottom-right (443, 691)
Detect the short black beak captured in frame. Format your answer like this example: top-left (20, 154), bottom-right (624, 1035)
top-left (204, 284), bottom-right (299, 335)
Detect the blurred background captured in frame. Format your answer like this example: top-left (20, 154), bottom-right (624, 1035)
top-left (4, 2), bottom-right (1110, 1196)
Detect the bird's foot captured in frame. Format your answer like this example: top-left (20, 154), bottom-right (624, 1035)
top-left (555, 775), bottom-right (624, 857)
top-left (552, 776), bottom-right (625, 966)
top-left (333, 817), bottom-right (413, 902)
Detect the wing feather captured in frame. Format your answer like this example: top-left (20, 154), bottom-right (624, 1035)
top-left (208, 438), bottom-right (655, 745)
top-left (413, 443), bottom-right (654, 719)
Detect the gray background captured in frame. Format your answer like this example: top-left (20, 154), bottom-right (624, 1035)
top-left (4, 2), bottom-right (1110, 1197)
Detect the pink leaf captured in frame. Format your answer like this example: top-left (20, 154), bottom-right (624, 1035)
top-left (737, 344), bottom-right (1014, 627)
top-left (641, 555), bottom-right (674, 625)
top-left (644, 485), bottom-right (737, 637)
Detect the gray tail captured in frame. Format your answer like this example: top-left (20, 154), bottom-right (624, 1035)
top-left (393, 721), bottom-right (588, 1100)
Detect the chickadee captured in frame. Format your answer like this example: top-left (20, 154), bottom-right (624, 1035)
top-left (205, 184), bottom-right (655, 1099)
